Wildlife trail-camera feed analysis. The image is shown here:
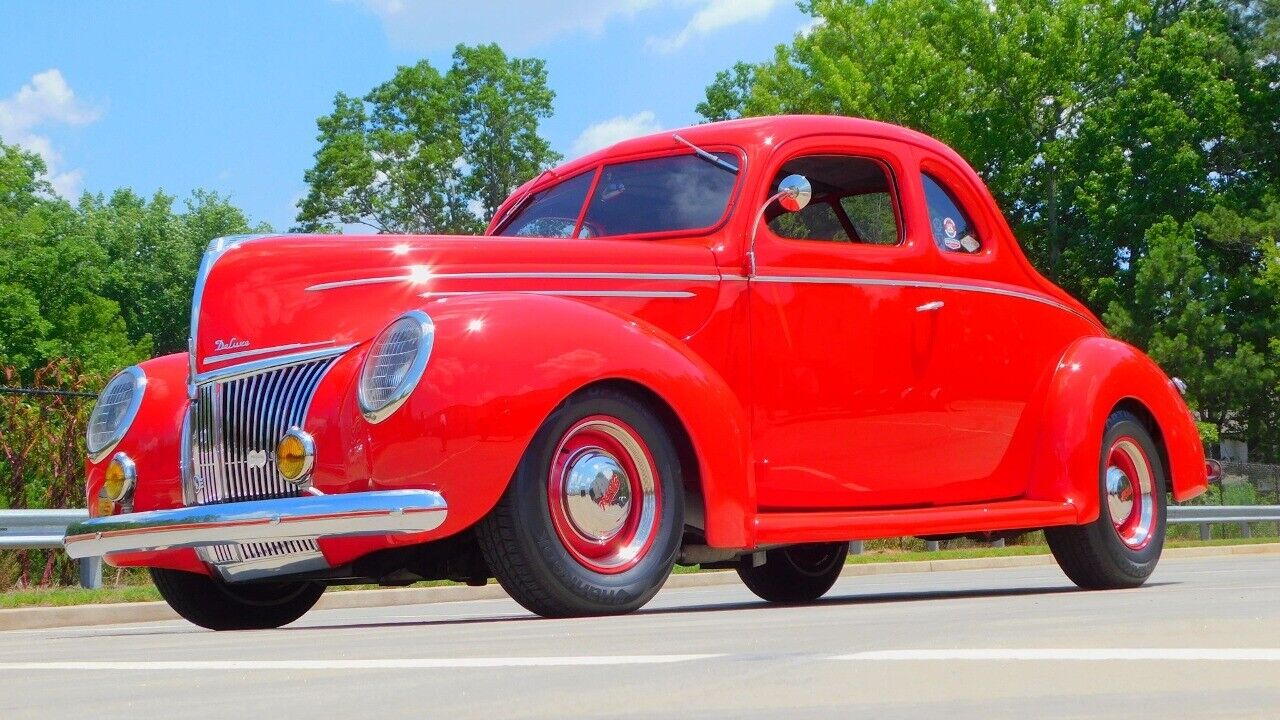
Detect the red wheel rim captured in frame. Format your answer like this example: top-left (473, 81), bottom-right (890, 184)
top-left (546, 416), bottom-right (661, 574)
top-left (1105, 436), bottom-right (1156, 550)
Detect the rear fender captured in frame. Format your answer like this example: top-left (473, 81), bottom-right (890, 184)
top-left (362, 293), bottom-right (753, 548)
top-left (1026, 336), bottom-right (1207, 523)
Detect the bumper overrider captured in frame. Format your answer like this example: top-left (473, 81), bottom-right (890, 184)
top-left (63, 490), bottom-right (447, 559)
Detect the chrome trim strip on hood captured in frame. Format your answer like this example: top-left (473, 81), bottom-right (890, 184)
top-left (204, 340), bottom-right (337, 365)
top-left (307, 271), bottom-right (722, 292)
top-left (420, 289), bottom-right (695, 299)
top-left (187, 234), bottom-right (275, 399)
top-left (191, 344), bottom-right (355, 388)
top-left (63, 489), bottom-right (448, 559)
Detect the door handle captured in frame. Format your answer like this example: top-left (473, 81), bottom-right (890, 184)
top-left (916, 300), bottom-right (945, 313)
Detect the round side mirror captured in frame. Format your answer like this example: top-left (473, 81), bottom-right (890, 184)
top-left (777, 174), bottom-right (812, 212)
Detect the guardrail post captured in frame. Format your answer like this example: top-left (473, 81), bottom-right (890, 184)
top-left (1199, 523), bottom-right (1211, 541)
top-left (1240, 522), bottom-right (1251, 539)
top-left (78, 557), bottom-right (102, 589)
top-left (848, 540), bottom-right (863, 555)
top-left (992, 538), bottom-right (1005, 548)
top-left (925, 540), bottom-right (940, 552)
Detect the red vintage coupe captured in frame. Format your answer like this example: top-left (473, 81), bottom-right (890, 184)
top-left (66, 116), bottom-right (1208, 630)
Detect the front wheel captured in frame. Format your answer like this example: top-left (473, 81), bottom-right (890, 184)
top-left (475, 387), bottom-right (684, 618)
top-left (737, 542), bottom-right (848, 603)
top-left (149, 567), bottom-right (324, 630)
top-left (1047, 409), bottom-right (1167, 590)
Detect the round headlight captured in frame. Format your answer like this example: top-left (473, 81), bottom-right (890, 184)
top-left (358, 310), bottom-right (434, 423)
top-left (86, 367), bottom-right (146, 462)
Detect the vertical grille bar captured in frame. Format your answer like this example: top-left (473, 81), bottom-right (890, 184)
top-left (187, 357), bottom-right (336, 505)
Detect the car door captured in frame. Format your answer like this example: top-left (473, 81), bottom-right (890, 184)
top-left (907, 157), bottom-right (1096, 503)
top-left (749, 137), bottom-right (947, 510)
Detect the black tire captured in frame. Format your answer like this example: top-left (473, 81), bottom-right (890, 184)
top-left (737, 542), bottom-right (848, 603)
top-left (150, 567), bottom-right (324, 630)
top-left (475, 387), bottom-right (684, 618)
top-left (1046, 410), bottom-right (1167, 590)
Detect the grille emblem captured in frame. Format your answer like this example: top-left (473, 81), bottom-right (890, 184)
top-left (246, 450), bottom-right (267, 470)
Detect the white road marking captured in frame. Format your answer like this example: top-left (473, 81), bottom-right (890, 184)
top-left (0, 654), bottom-right (722, 671)
top-left (836, 649), bottom-right (1280, 662)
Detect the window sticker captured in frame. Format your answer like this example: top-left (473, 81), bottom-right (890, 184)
top-left (943, 217), bottom-right (958, 239)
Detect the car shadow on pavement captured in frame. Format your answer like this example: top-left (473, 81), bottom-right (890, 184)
top-left (630, 581), bottom-right (1179, 618)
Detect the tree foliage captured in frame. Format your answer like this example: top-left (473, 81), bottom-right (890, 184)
top-left (702, 0), bottom-right (1280, 457)
top-left (0, 138), bottom-right (268, 381)
top-left (295, 43), bottom-right (559, 234)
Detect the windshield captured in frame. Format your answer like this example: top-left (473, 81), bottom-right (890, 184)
top-left (496, 151), bottom-right (739, 239)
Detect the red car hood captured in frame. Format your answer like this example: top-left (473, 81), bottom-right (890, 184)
top-left (190, 233), bottom-right (722, 376)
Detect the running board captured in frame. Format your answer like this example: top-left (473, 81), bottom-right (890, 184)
top-left (753, 499), bottom-right (1079, 545)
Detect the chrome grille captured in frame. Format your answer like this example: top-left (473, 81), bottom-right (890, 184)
top-left (208, 539), bottom-right (320, 564)
top-left (187, 357), bottom-right (335, 505)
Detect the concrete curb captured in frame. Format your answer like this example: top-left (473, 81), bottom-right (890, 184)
top-left (4, 542), bottom-right (1278, 631)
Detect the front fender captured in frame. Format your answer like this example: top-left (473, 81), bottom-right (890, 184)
top-left (1026, 336), bottom-right (1207, 523)
top-left (363, 293), bottom-right (753, 548)
top-left (90, 351), bottom-right (207, 574)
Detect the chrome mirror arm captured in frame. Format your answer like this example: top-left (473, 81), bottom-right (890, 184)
top-left (746, 174), bottom-right (812, 277)
top-left (747, 190), bottom-right (791, 278)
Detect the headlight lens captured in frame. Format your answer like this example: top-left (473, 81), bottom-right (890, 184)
top-left (86, 367), bottom-right (146, 462)
top-left (358, 310), bottom-right (434, 423)
top-left (102, 453), bottom-right (137, 503)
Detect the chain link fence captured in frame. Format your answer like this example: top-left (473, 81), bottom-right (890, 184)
top-left (0, 362), bottom-right (99, 590)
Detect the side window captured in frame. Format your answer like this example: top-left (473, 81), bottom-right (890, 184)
top-left (767, 155), bottom-right (900, 245)
top-left (922, 173), bottom-right (982, 253)
top-left (497, 171), bottom-right (594, 238)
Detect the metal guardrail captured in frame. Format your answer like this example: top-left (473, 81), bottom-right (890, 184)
top-left (1167, 505), bottom-right (1280, 541)
top-left (3, 505), bottom-right (1279, 589)
top-left (0, 510), bottom-right (100, 588)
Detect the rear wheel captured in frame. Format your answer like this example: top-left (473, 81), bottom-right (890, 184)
top-left (737, 542), bottom-right (848, 603)
top-left (475, 387), bottom-right (684, 618)
top-left (149, 567), bottom-right (324, 630)
top-left (1047, 410), bottom-right (1167, 589)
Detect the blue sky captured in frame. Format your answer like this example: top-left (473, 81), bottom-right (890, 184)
top-left (0, 1), bottom-right (811, 230)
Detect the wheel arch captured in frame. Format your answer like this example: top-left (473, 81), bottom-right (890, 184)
top-left (1026, 336), bottom-right (1208, 524)
top-left (366, 293), bottom-right (754, 549)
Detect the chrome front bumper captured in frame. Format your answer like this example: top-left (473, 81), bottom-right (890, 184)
top-left (63, 490), bottom-right (447, 559)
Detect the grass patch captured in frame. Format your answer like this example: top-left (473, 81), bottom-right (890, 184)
top-left (0, 585), bottom-right (161, 609)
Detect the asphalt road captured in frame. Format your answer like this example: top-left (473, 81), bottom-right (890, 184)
top-left (3, 554), bottom-right (1279, 719)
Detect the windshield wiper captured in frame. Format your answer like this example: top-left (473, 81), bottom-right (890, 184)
top-left (673, 134), bottom-right (739, 175)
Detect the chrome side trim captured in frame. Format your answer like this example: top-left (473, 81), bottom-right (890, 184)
top-left (204, 340), bottom-right (336, 365)
top-left (63, 489), bottom-right (448, 559)
top-left (307, 271), bottom-right (722, 292)
top-left (188, 234), bottom-right (275, 399)
top-left (750, 274), bottom-right (1096, 325)
top-left (191, 344), bottom-right (354, 388)
top-left (420, 289), bottom-right (695, 299)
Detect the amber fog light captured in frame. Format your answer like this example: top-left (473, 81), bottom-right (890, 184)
top-left (276, 428), bottom-right (315, 484)
top-left (103, 453), bottom-right (137, 503)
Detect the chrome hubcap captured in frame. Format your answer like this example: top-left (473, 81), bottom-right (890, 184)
top-left (562, 449), bottom-right (633, 541)
top-left (1106, 437), bottom-right (1156, 550)
top-left (1105, 466), bottom-right (1134, 526)
top-left (547, 417), bottom-right (661, 574)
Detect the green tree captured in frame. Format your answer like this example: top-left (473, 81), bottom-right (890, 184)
top-left (296, 43), bottom-right (559, 234)
top-left (0, 137), bottom-right (269, 379)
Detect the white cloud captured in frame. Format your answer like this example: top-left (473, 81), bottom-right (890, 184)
top-left (798, 15), bottom-right (825, 37)
top-left (647, 0), bottom-right (781, 54)
top-left (0, 69), bottom-right (102, 197)
top-left (346, 0), bottom-right (662, 52)
top-left (571, 111), bottom-right (662, 157)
